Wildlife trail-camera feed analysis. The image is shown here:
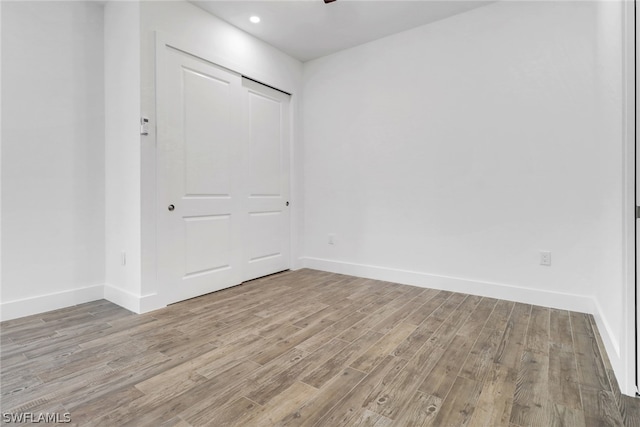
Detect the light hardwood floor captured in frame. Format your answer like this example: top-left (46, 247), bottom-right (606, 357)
top-left (1, 269), bottom-right (639, 426)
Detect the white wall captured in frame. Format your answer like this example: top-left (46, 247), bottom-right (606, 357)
top-left (138, 0), bottom-right (303, 309)
top-left (103, 1), bottom-right (143, 311)
top-left (1, 1), bottom-right (105, 319)
top-left (302, 0), bottom-right (631, 392)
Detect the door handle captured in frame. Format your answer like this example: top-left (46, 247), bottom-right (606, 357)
top-left (168, 204), bottom-right (175, 211)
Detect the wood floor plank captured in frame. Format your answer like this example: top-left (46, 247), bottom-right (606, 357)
top-left (158, 333), bottom-right (262, 382)
top-left (350, 409), bottom-right (393, 427)
top-left (393, 391), bottom-right (442, 426)
top-left (0, 268), bottom-right (635, 427)
top-left (431, 375), bottom-right (484, 426)
top-left (573, 330), bottom-right (610, 391)
top-left (58, 351), bottom-right (174, 412)
top-left (349, 322), bottom-right (417, 373)
top-left (525, 305), bottom-right (550, 355)
top-left (314, 355), bottom-right (408, 427)
top-left (292, 300), bottom-right (351, 328)
top-left (179, 352), bottom-right (310, 425)
top-left (3, 363), bottom-right (117, 411)
top-left (344, 279), bottom-right (393, 302)
top-left (354, 288), bottom-right (406, 315)
top-left (370, 290), bottom-right (430, 334)
top-left (621, 395), bottom-right (640, 427)
top-left (0, 352), bottom-right (27, 369)
top-left (425, 295), bottom-right (483, 351)
top-left (68, 386), bottom-right (146, 425)
top-left (364, 330), bottom-right (451, 419)
top-left (494, 303), bottom-right (531, 371)
top-left (418, 334), bottom-right (475, 399)
top-left (460, 326), bottom-right (506, 383)
top-left (549, 403), bottom-right (587, 427)
top-left (338, 292), bottom-right (422, 342)
top-left (548, 343), bottom-right (582, 410)
top-left (124, 359), bottom-right (263, 426)
top-left (390, 314), bottom-right (447, 360)
top-left (16, 354), bottom-right (170, 422)
top-left (245, 338), bottom-right (349, 405)
top-left (403, 290), bottom-right (452, 326)
top-left (486, 300), bottom-right (516, 331)
top-left (391, 292), bottom-right (467, 360)
top-left (510, 350), bottom-right (551, 427)
top-left (238, 381), bottom-right (317, 427)
top-left (570, 312), bottom-right (596, 338)
top-left (275, 368), bottom-right (366, 427)
top-left (198, 396), bottom-right (261, 427)
top-left (353, 288), bottom-right (406, 315)
top-left (467, 363), bottom-right (516, 427)
top-left (550, 309), bottom-right (574, 350)
top-left (251, 317), bottom-right (335, 365)
top-left (581, 387), bottom-right (624, 427)
top-left (296, 311), bottom-right (368, 352)
top-left (159, 417), bottom-right (191, 427)
top-left (301, 330), bottom-right (383, 388)
top-left (456, 297), bottom-right (498, 338)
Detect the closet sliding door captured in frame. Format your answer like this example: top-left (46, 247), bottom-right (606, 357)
top-left (156, 43), bottom-right (290, 306)
top-left (242, 78), bottom-right (291, 282)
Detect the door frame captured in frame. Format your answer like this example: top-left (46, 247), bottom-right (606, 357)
top-left (625, 0), bottom-right (637, 397)
top-left (149, 33), bottom-right (298, 308)
top-left (632, 0), bottom-right (639, 395)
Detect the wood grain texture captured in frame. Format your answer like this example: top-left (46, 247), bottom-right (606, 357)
top-left (431, 375), bottom-right (484, 426)
top-left (468, 363), bottom-right (516, 427)
top-left (276, 368), bottom-right (365, 427)
top-left (0, 269), bottom-right (635, 427)
top-left (494, 303), bottom-right (531, 371)
top-left (510, 350), bottom-right (551, 427)
top-left (581, 387), bottom-right (625, 427)
top-left (393, 391), bottom-right (442, 426)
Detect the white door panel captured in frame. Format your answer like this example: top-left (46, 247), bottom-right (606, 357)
top-left (243, 78), bottom-right (291, 281)
top-left (247, 92), bottom-right (283, 196)
top-left (184, 214), bottom-right (232, 276)
top-left (248, 211), bottom-right (283, 259)
top-left (183, 68), bottom-right (236, 197)
top-left (157, 46), bottom-right (244, 304)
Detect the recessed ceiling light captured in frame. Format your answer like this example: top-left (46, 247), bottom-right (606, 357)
top-left (249, 16), bottom-right (261, 24)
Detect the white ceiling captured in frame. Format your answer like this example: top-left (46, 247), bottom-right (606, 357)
top-left (191, 1), bottom-right (493, 62)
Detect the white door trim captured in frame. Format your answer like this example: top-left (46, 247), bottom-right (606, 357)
top-left (623, 0), bottom-right (637, 396)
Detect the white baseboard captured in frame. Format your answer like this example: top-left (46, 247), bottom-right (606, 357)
top-left (103, 284), bottom-right (140, 313)
top-left (0, 284), bottom-right (105, 321)
top-left (301, 257), bottom-right (594, 313)
top-left (103, 283), bottom-right (164, 314)
top-left (591, 299), bottom-right (632, 395)
top-left (592, 298), bottom-right (621, 362)
top-left (139, 294), bottom-right (165, 314)
top-left (0, 283), bottom-right (166, 322)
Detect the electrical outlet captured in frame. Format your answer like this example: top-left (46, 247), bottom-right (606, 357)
top-left (328, 234), bottom-right (336, 245)
top-left (540, 251), bottom-right (551, 266)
